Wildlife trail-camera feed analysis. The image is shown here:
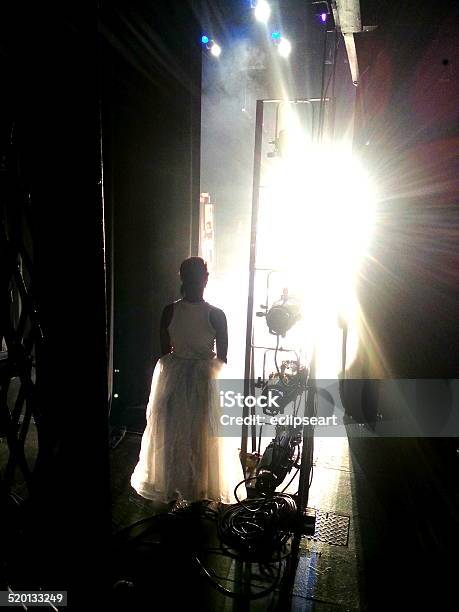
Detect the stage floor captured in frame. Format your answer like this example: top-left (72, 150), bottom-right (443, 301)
top-left (3, 413), bottom-right (458, 610)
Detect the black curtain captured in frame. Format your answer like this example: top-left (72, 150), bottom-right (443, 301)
top-left (1, 2), bottom-right (112, 605)
top-left (99, 0), bottom-right (202, 427)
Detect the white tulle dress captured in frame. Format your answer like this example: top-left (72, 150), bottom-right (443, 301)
top-left (130, 299), bottom-right (239, 505)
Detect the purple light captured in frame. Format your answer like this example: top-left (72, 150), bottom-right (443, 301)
top-left (321, 13), bottom-right (327, 22)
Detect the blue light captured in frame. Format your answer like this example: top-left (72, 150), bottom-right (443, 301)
top-left (271, 31), bottom-right (281, 40)
top-left (201, 35), bottom-right (209, 44)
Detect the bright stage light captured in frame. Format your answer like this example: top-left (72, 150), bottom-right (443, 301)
top-left (277, 37), bottom-right (292, 58)
top-left (201, 35), bottom-right (209, 44)
top-left (256, 139), bottom-right (378, 376)
top-left (254, 0), bottom-right (271, 24)
top-left (260, 144), bottom-right (376, 285)
top-left (260, 104), bottom-right (377, 283)
top-left (210, 41), bottom-right (221, 57)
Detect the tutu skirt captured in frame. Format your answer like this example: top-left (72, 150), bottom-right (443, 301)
top-left (130, 353), bottom-right (239, 504)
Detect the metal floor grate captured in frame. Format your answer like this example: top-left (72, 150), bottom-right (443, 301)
top-left (309, 510), bottom-right (350, 546)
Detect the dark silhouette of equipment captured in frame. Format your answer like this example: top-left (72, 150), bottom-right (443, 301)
top-left (255, 425), bottom-right (302, 495)
top-left (255, 362), bottom-right (309, 496)
top-left (264, 289), bottom-right (301, 337)
top-left (259, 360), bottom-right (306, 416)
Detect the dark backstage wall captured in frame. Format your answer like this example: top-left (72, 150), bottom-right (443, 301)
top-left (353, 0), bottom-right (459, 380)
top-left (1, 0), bottom-right (203, 602)
top-left (1, 2), bottom-right (111, 606)
top-left (99, 0), bottom-right (203, 428)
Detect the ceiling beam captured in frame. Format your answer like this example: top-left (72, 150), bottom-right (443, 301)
top-left (331, 0), bottom-right (361, 86)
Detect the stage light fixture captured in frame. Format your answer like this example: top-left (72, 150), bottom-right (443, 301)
top-left (271, 31), bottom-right (281, 40)
top-left (312, 1), bottom-right (330, 23)
top-left (201, 35), bottom-right (209, 44)
top-left (277, 37), bottom-right (292, 58)
top-left (210, 41), bottom-right (222, 57)
top-left (254, 0), bottom-right (271, 24)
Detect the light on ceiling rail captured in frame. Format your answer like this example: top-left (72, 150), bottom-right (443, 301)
top-left (202, 37), bottom-right (222, 58)
top-left (209, 41), bottom-right (222, 57)
top-left (312, 1), bottom-right (330, 23)
top-left (254, 0), bottom-right (271, 24)
top-left (277, 37), bottom-right (292, 58)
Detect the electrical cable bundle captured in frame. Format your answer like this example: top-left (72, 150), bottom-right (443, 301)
top-left (217, 487), bottom-right (297, 561)
top-left (192, 489), bottom-right (298, 600)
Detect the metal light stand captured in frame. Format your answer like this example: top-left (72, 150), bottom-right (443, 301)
top-left (241, 97), bottom-right (326, 474)
top-left (296, 354), bottom-right (316, 515)
top-left (240, 98), bottom-right (327, 609)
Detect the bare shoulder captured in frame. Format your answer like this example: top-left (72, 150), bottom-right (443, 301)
top-left (161, 303), bottom-right (175, 326)
top-left (208, 305), bottom-right (227, 327)
top-left (162, 302), bottom-right (175, 315)
top-left (208, 305), bottom-right (227, 318)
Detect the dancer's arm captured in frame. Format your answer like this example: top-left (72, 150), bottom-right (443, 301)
top-left (160, 303), bottom-right (173, 355)
top-left (210, 307), bottom-right (228, 363)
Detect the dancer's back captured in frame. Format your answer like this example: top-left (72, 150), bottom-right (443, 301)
top-left (168, 299), bottom-right (217, 360)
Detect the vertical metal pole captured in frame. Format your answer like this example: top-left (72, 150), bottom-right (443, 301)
top-left (329, 29), bottom-right (338, 142)
top-left (241, 99), bottom-right (264, 473)
top-left (297, 353), bottom-right (316, 513)
top-left (250, 329), bottom-right (257, 452)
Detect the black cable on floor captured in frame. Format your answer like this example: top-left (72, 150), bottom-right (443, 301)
top-left (217, 493), bottom-right (297, 560)
top-left (193, 549), bottom-right (284, 600)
